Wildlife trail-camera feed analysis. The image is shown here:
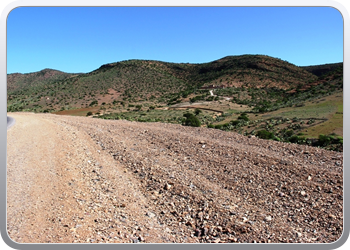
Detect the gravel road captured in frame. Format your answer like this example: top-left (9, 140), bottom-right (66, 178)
top-left (7, 112), bottom-right (343, 243)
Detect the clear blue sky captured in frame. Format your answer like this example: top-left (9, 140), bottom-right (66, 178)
top-left (7, 7), bottom-right (343, 74)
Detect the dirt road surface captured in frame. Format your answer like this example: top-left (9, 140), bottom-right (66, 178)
top-left (7, 112), bottom-right (343, 243)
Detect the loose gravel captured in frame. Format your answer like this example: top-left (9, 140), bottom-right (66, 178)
top-left (7, 112), bottom-right (343, 243)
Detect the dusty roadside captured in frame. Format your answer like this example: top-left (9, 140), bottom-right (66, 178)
top-left (7, 112), bottom-right (175, 243)
top-left (7, 112), bottom-right (343, 243)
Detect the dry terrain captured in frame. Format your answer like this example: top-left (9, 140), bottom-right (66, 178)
top-left (7, 112), bottom-right (343, 243)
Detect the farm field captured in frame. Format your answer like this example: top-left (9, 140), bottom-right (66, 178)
top-left (254, 93), bottom-right (343, 137)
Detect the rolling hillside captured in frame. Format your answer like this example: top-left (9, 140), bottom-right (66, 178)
top-left (8, 54), bottom-right (339, 113)
top-left (7, 55), bottom-right (343, 152)
top-left (7, 68), bottom-right (79, 92)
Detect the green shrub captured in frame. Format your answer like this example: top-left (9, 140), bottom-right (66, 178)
top-left (318, 134), bottom-right (331, 146)
top-left (222, 123), bottom-right (230, 128)
top-left (194, 108), bottom-right (202, 115)
top-left (214, 124), bottom-right (223, 129)
top-left (289, 135), bottom-right (300, 143)
top-left (183, 113), bottom-right (201, 127)
top-left (89, 100), bottom-right (98, 106)
top-left (256, 130), bottom-right (275, 140)
top-left (238, 113), bottom-right (249, 121)
top-left (231, 120), bottom-right (240, 126)
top-left (285, 130), bottom-right (294, 137)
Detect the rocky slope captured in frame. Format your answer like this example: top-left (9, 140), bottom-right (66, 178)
top-left (7, 113), bottom-right (343, 243)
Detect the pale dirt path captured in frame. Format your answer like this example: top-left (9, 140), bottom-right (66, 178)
top-left (6, 112), bottom-right (175, 243)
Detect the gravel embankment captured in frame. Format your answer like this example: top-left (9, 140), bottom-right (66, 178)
top-left (7, 112), bottom-right (343, 243)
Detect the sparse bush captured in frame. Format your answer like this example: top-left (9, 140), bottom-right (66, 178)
top-left (231, 120), bottom-right (240, 126)
top-left (288, 135), bottom-right (305, 144)
top-left (194, 108), bottom-right (202, 115)
top-left (256, 130), bottom-right (275, 140)
top-left (238, 113), bottom-right (249, 121)
top-left (89, 100), bottom-right (98, 106)
top-left (285, 130), bottom-right (294, 137)
top-left (318, 134), bottom-right (331, 146)
top-left (183, 113), bottom-right (201, 127)
top-left (214, 124), bottom-right (223, 129)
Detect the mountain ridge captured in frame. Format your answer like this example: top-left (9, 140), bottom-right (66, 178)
top-left (7, 54), bottom-right (343, 113)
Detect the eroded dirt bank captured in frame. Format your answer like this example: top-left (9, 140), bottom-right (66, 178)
top-left (7, 112), bottom-right (343, 243)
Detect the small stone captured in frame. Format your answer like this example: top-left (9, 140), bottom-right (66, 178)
top-left (146, 212), bottom-right (156, 218)
top-left (199, 141), bottom-right (205, 144)
top-left (264, 216), bottom-right (272, 221)
top-left (328, 214), bottom-right (336, 219)
top-left (164, 183), bottom-right (171, 190)
top-left (308, 176), bottom-right (312, 180)
top-left (212, 238), bottom-right (221, 243)
top-left (202, 227), bottom-right (209, 236)
top-left (300, 191), bottom-right (306, 196)
top-left (186, 221), bottom-right (195, 228)
top-left (194, 228), bottom-right (201, 237)
top-left (229, 237), bottom-right (238, 242)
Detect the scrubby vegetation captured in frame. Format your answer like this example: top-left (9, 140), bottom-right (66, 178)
top-left (182, 113), bottom-right (201, 127)
top-left (8, 55), bottom-right (330, 113)
top-left (7, 55), bottom-right (343, 151)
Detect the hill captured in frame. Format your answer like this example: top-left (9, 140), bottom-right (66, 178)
top-left (7, 55), bottom-right (334, 113)
top-left (7, 68), bottom-right (79, 92)
top-left (7, 55), bottom-right (343, 152)
top-left (302, 62), bottom-right (343, 77)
